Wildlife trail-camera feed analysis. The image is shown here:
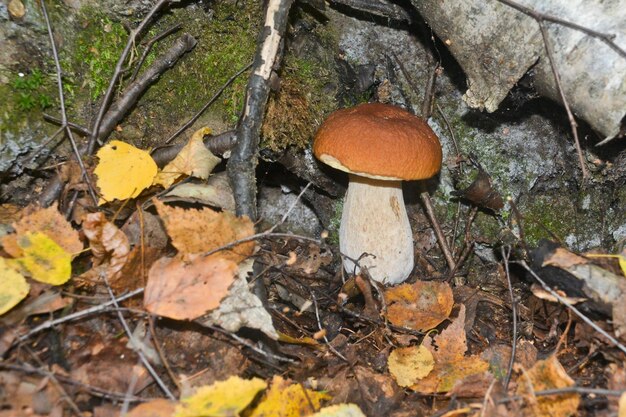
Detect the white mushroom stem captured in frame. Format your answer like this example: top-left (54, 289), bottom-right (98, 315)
top-left (340, 174), bottom-right (414, 285)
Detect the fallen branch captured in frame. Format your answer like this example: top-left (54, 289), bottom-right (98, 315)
top-left (227, 0), bottom-right (294, 220)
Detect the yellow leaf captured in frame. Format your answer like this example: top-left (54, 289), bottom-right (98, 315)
top-left (94, 140), bottom-right (157, 205)
top-left (251, 376), bottom-right (330, 417)
top-left (586, 252), bottom-right (626, 277)
top-left (388, 345), bottom-right (435, 387)
top-left (14, 232), bottom-right (72, 285)
top-left (175, 376), bottom-right (266, 417)
top-left (0, 257), bottom-right (30, 315)
top-left (310, 404), bottom-right (366, 417)
top-left (153, 127), bottom-right (221, 188)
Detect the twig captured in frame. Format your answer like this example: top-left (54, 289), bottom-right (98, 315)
top-left (88, 0), bottom-right (172, 154)
top-left (493, 0), bottom-right (591, 179)
top-left (501, 246), bottom-right (517, 392)
top-left (495, 0), bottom-right (626, 59)
top-left (310, 292), bottom-right (348, 362)
top-left (102, 276), bottom-right (175, 400)
top-left (131, 23), bottom-right (182, 81)
top-left (40, 0), bottom-right (98, 205)
top-left (95, 33), bottom-right (197, 145)
top-left (328, 0), bottom-right (411, 23)
top-left (0, 362), bottom-right (147, 402)
top-left (164, 63), bottom-right (252, 144)
top-left (227, 0), bottom-right (294, 219)
top-left (14, 288), bottom-right (144, 344)
top-left (43, 114), bottom-right (92, 136)
top-left (151, 130), bottom-right (237, 165)
top-left (148, 315), bottom-right (182, 393)
top-left (519, 260), bottom-right (626, 355)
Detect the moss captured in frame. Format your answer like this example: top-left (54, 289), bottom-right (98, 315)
top-left (521, 196), bottom-right (576, 246)
top-left (327, 199), bottom-right (343, 245)
top-left (69, 7), bottom-right (126, 101)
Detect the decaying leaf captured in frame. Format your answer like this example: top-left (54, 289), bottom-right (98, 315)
top-left (411, 305), bottom-right (489, 393)
top-left (310, 404), bottom-right (366, 417)
top-left (154, 127), bottom-right (221, 188)
top-left (0, 257), bottom-right (30, 315)
top-left (250, 375), bottom-right (330, 417)
top-left (385, 280), bottom-right (454, 331)
top-left (94, 140), bottom-right (157, 204)
top-left (516, 355), bottom-right (580, 417)
top-left (388, 345), bottom-right (435, 387)
top-left (13, 232), bottom-right (72, 285)
top-left (154, 199), bottom-right (255, 262)
top-left (82, 212), bottom-right (130, 280)
top-left (203, 260), bottom-right (278, 339)
top-left (1, 203), bottom-right (82, 258)
top-left (144, 255), bottom-right (237, 320)
top-left (175, 376), bottom-right (267, 417)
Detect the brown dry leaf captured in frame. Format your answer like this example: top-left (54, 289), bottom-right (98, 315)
top-left (516, 355), bottom-right (579, 417)
top-left (112, 246), bottom-right (163, 293)
top-left (153, 199), bottom-right (255, 262)
top-left (1, 203), bottom-right (82, 258)
top-left (542, 247), bottom-right (589, 269)
top-left (127, 399), bottom-right (177, 417)
top-left (0, 204), bottom-right (21, 223)
top-left (82, 212), bottom-right (130, 279)
top-left (385, 280), bottom-right (454, 331)
top-left (153, 127), bottom-right (221, 188)
top-left (144, 255), bottom-right (237, 320)
top-left (410, 305), bottom-right (489, 394)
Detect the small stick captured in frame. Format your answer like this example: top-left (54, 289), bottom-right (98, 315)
top-left (131, 23), bottom-right (182, 81)
top-left (501, 246), bottom-right (517, 392)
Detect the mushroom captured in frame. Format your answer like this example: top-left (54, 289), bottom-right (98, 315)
top-left (313, 102), bottom-right (442, 285)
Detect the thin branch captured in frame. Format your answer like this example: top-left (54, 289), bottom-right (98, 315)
top-left (519, 260), bottom-right (626, 355)
top-left (40, 0), bottom-right (98, 205)
top-left (501, 246), bottom-right (517, 392)
top-left (88, 0), bottom-right (172, 154)
top-left (227, 0), bottom-right (294, 219)
top-left (102, 276), bottom-right (175, 400)
top-left (131, 23), bottom-right (182, 81)
top-left (495, 0), bottom-right (626, 59)
top-left (164, 62), bottom-right (253, 144)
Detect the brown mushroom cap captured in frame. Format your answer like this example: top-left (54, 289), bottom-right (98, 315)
top-left (313, 102), bottom-right (442, 181)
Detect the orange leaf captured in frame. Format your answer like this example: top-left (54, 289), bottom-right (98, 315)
top-left (1, 203), bottom-right (82, 258)
top-left (144, 255), bottom-right (237, 320)
top-left (411, 305), bottom-right (489, 393)
top-left (153, 199), bottom-right (255, 262)
top-left (385, 281), bottom-right (454, 331)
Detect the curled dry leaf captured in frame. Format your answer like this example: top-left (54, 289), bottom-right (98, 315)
top-left (385, 280), bottom-right (454, 331)
top-left (153, 127), bottom-right (221, 188)
top-left (153, 199), bottom-right (255, 262)
top-left (144, 255), bottom-right (237, 320)
top-left (1, 203), bottom-right (82, 258)
top-left (410, 305), bottom-right (489, 394)
top-left (82, 212), bottom-right (130, 280)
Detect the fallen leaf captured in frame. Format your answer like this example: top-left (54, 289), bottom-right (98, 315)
top-left (8, 0), bottom-right (25, 19)
top-left (154, 127), bottom-right (221, 188)
top-left (94, 140), bottom-right (157, 204)
top-left (175, 376), bottom-right (267, 417)
top-left (310, 404), bottom-right (366, 417)
top-left (586, 250), bottom-right (626, 277)
top-left (164, 172), bottom-right (235, 211)
top-left (0, 258), bottom-right (30, 315)
top-left (251, 375), bottom-right (330, 417)
top-left (154, 199), bottom-right (255, 262)
top-left (203, 260), bottom-right (278, 339)
top-left (127, 399), bottom-right (177, 417)
top-left (385, 280), bottom-right (454, 331)
top-left (1, 203), bottom-right (82, 258)
top-left (13, 232), bottom-right (72, 285)
top-left (388, 345), bottom-right (434, 387)
top-left (516, 355), bottom-right (580, 417)
top-left (144, 255), bottom-right (237, 320)
top-left (542, 247), bottom-right (589, 269)
top-left (411, 305), bottom-right (489, 393)
top-left (82, 212), bottom-right (130, 279)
